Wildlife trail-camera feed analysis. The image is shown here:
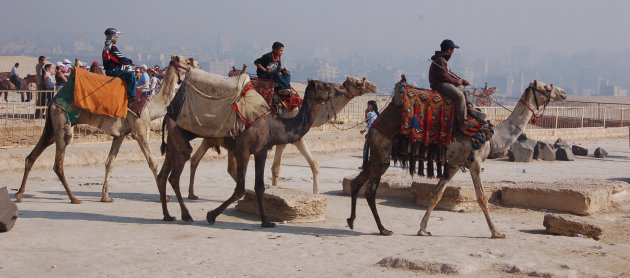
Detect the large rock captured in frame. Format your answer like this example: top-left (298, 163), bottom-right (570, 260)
top-left (554, 138), bottom-right (570, 149)
top-left (508, 138), bottom-right (536, 162)
top-left (500, 180), bottom-right (627, 215)
top-left (555, 147), bottom-right (575, 161)
top-left (235, 187), bottom-right (327, 223)
top-left (534, 141), bottom-right (555, 161)
top-left (0, 186), bottom-right (19, 232)
top-left (572, 145), bottom-right (588, 156)
top-left (594, 147), bottom-right (608, 158)
top-left (543, 213), bottom-right (603, 240)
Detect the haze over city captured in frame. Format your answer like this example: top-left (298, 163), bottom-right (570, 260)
top-left (1, 0), bottom-right (629, 96)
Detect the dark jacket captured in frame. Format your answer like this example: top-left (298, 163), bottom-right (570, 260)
top-left (429, 51), bottom-right (462, 89)
top-left (254, 52), bottom-right (281, 77)
top-left (103, 45), bottom-right (133, 71)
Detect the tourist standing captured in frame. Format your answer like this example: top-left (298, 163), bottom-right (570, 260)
top-left (360, 100), bottom-right (379, 167)
top-left (55, 65), bottom-right (67, 90)
top-left (34, 56), bottom-right (48, 117)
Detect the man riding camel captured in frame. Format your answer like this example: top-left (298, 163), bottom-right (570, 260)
top-left (102, 27), bottom-right (137, 100)
top-left (429, 39), bottom-right (485, 131)
top-left (254, 41), bottom-right (292, 95)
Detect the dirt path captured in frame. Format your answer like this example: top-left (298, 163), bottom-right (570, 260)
top-left (1, 138), bottom-right (629, 277)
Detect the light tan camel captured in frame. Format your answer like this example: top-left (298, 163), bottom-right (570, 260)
top-left (15, 55), bottom-right (200, 204)
top-left (157, 72), bottom-right (376, 227)
top-left (347, 80), bottom-right (567, 237)
top-left (185, 82), bottom-right (356, 198)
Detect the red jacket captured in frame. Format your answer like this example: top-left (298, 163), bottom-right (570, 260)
top-left (429, 51), bottom-right (462, 89)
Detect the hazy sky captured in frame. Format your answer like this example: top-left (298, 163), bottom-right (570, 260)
top-left (2, 0), bottom-right (629, 59)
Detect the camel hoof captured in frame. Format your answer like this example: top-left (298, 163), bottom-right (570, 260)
top-left (492, 233), bottom-right (506, 239)
top-left (15, 193), bottom-right (22, 203)
top-left (71, 199), bottom-right (83, 204)
top-left (417, 230), bottom-right (432, 236)
top-left (346, 218), bottom-right (354, 230)
top-left (206, 211), bottom-right (217, 225)
top-left (182, 215), bottom-right (193, 222)
top-left (380, 229), bottom-right (393, 236)
top-left (261, 221), bottom-right (276, 228)
top-left (187, 195), bottom-right (199, 200)
top-left (101, 197), bottom-right (114, 203)
top-left (163, 215), bottom-right (176, 221)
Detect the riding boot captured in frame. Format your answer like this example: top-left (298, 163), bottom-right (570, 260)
top-left (468, 108), bottom-right (487, 122)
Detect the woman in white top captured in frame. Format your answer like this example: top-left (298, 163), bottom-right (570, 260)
top-left (360, 100), bottom-right (379, 167)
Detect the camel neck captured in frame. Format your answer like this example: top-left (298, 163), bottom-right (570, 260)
top-left (489, 89), bottom-right (535, 155)
top-left (144, 66), bottom-right (179, 120)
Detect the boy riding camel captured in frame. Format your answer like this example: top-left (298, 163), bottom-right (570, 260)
top-left (102, 27), bottom-right (137, 100)
top-left (429, 39), bottom-right (485, 131)
top-left (254, 41), bottom-right (292, 95)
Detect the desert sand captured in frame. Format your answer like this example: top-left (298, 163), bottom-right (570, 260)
top-left (0, 135), bottom-right (629, 277)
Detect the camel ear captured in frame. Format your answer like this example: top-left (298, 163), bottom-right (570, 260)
top-left (533, 80), bottom-right (538, 89)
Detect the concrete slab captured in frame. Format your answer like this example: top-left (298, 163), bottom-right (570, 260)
top-left (500, 180), bottom-right (628, 215)
top-left (235, 187), bottom-right (327, 223)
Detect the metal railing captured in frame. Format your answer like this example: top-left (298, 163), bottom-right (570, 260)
top-left (2, 90), bottom-right (629, 148)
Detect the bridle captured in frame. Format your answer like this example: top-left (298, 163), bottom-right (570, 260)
top-left (323, 77), bottom-right (369, 129)
top-left (520, 83), bottom-right (553, 124)
top-left (169, 59), bottom-right (191, 84)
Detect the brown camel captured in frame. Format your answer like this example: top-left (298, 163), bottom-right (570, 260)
top-left (347, 80), bottom-right (567, 237)
top-left (157, 73), bottom-right (376, 227)
top-left (185, 79), bottom-right (362, 198)
top-left (15, 55), bottom-right (200, 204)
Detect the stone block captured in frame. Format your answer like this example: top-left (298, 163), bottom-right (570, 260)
top-left (235, 187), bottom-right (327, 223)
top-left (508, 139), bottom-right (535, 162)
top-left (500, 184), bottom-right (620, 215)
top-left (554, 138), bottom-right (570, 149)
top-left (594, 147), bottom-right (608, 158)
top-left (538, 144), bottom-right (556, 161)
top-left (0, 186), bottom-right (19, 232)
top-left (543, 213), bottom-right (603, 240)
top-left (572, 145), bottom-right (588, 156)
top-left (533, 141), bottom-right (555, 160)
top-left (555, 147), bottom-right (575, 161)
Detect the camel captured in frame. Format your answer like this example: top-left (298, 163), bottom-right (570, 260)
top-left (157, 72), bottom-right (376, 227)
top-left (185, 79), bottom-right (358, 198)
top-left (15, 55), bottom-right (200, 204)
top-left (347, 80), bottom-right (567, 237)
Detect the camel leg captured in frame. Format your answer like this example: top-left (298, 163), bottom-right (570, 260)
top-left (293, 137), bottom-right (320, 194)
top-left (15, 120), bottom-right (55, 202)
top-left (188, 139), bottom-right (213, 200)
top-left (207, 150), bottom-right (249, 225)
top-left (417, 164), bottom-right (459, 236)
top-left (226, 151), bottom-right (237, 181)
top-left (469, 162), bottom-right (505, 239)
top-left (254, 151), bottom-right (275, 228)
top-left (271, 144), bottom-right (287, 187)
top-left (167, 151), bottom-right (193, 222)
top-left (52, 134), bottom-right (81, 204)
top-left (346, 170), bottom-right (369, 230)
top-left (101, 136), bottom-right (124, 202)
top-left (156, 150), bottom-right (176, 221)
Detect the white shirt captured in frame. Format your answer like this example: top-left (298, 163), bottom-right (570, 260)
top-left (10, 66), bottom-right (18, 77)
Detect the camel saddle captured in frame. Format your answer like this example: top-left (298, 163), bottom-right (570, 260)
top-left (373, 84), bottom-right (494, 178)
top-left (228, 68), bottom-right (302, 113)
top-left (169, 68), bottom-right (270, 138)
top-left (52, 69), bottom-right (149, 124)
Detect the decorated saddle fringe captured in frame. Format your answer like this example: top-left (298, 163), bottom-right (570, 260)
top-left (228, 68), bottom-right (301, 113)
top-left (392, 85), bottom-right (494, 178)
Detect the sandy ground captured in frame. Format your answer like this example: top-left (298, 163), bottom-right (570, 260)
top-left (1, 136), bottom-right (630, 277)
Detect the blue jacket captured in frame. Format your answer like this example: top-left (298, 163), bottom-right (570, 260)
top-left (103, 45), bottom-right (133, 71)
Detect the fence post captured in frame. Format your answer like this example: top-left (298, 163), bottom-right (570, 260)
top-left (581, 107), bottom-right (585, 128)
top-left (555, 107), bottom-right (559, 130)
top-left (603, 107), bottom-right (606, 127)
top-left (621, 108), bottom-right (624, 127)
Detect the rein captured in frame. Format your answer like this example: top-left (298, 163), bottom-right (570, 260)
top-left (169, 60), bottom-right (190, 84)
top-left (518, 84), bottom-right (552, 124)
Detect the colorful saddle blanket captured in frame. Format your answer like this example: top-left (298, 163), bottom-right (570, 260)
top-left (228, 69), bottom-right (301, 113)
top-left (53, 71), bottom-right (149, 124)
top-left (400, 85), bottom-right (493, 149)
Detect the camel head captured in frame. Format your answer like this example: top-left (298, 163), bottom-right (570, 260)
top-left (525, 80), bottom-right (567, 109)
top-left (169, 55), bottom-right (201, 70)
top-left (342, 76), bottom-right (378, 97)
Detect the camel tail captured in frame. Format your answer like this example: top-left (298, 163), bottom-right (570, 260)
top-left (160, 117), bottom-right (167, 155)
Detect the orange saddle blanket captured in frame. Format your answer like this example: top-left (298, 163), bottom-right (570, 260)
top-left (73, 67), bottom-right (128, 118)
